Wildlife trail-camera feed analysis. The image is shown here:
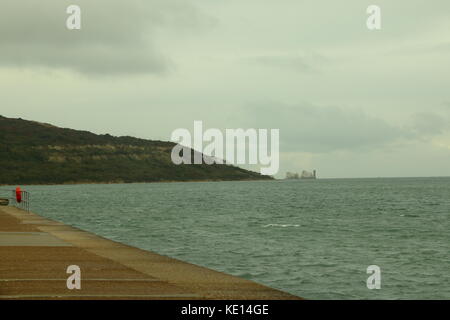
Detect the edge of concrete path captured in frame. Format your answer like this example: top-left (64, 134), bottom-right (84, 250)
top-left (1, 206), bottom-right (302, 300)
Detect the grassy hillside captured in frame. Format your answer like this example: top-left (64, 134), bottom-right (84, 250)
top-left (0, 116), bottom-right (272, 185)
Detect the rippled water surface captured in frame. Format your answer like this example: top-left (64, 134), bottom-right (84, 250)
top-left (21, 178), bottom-right (450, 299)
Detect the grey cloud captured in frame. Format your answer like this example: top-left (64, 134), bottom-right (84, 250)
top-left (234, 102), bottom-right (409, 153)
top-left (233, 102), bottom-right (450, 154)
top-left (0, 0), bottom-right (208, 75)
top-left (409, 112), bottom-right (449, 136)
top-left (0, 43), bottom-right (170, 76)
top-left (243, 52), bottom-right (328, 73)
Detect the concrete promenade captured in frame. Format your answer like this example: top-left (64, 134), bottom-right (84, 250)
top-left (0, 206), bottom-right (301, 300)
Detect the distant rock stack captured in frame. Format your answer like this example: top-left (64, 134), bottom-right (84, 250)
top-left (285, 172), bottom-right (300, 179)
top-left (285, 170), bottom-right (317, 180)
top-left (300, 170), bottom-right (317, 179)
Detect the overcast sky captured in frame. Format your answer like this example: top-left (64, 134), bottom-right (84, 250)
top-left (1, 0), bottom-right (449, 178)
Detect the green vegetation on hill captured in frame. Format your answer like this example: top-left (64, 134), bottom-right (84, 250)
top-left (0, 116), bottom-right (272, 185)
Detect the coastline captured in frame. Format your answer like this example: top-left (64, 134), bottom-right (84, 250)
top-left (0, 177), bottom-right (274, 187)
top-left (0, 205), bottom-right (300, 300)
top-left (5, 176), bottom-right (450, 187)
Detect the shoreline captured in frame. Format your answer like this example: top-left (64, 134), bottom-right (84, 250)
top-left (3, 176), bottom-right (450, 187)
top-left (0, 177), bottom-right (274, 187)
top-left (0, 206), bottom-right (300, 300)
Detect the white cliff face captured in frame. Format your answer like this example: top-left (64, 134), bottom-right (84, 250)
top-left (286, 170), bottom-right (317, 179)
top-left (301, 170), bottom-right (313, 178)
top-left (286, 172), bottom-right (300, 179)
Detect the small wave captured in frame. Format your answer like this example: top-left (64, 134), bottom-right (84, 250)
top-left (263, 224), bottom-right (300, 228)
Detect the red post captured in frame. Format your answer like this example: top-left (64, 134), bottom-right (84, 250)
top-left (16, 187), bottom-right (22, 203)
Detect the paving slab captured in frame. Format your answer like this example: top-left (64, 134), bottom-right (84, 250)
top-left (0, 232), bottom-right (72, 247)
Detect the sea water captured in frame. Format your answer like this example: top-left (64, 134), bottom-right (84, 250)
top-left (22, 177), bottom-right (450, 299)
